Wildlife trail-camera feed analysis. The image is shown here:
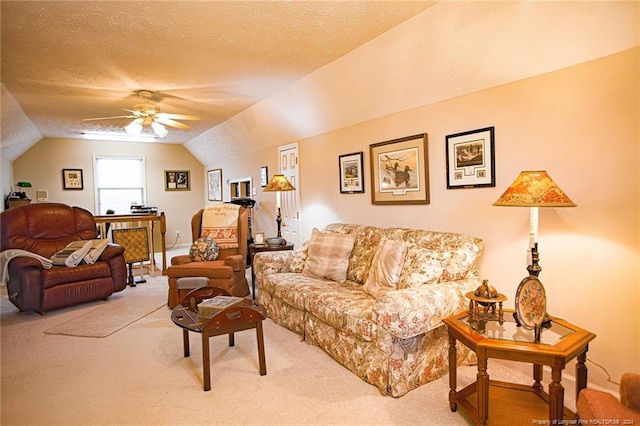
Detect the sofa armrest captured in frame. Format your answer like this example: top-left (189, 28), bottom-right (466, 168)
top-left (373, 278), bottom-right (478, 339)
top-left (224, 254), bottom-right (245, 271)
top-left (252, 251), bottom-right (295, 283)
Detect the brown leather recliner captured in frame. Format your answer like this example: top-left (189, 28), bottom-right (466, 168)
top-left (167, 206), bottom-right (250, 308)
top-left (0, 203), bottom-right (127, 314)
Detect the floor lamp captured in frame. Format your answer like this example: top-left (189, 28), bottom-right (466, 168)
top-left (263, 174), bottom-right (296, 246)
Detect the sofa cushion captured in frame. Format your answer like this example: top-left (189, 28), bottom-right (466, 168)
top-left (303, 228), bottom-right (356, 282)
top-left (260, 272), bottom-right (333, 311)
top-left (306, 282), bottom-right (377, 341)
top-left (347, 225), bottom-right (382, 284)
top-left (397, 243), bottom-right (447, 288)
top-left (362, 238), bottom-right (407, 299)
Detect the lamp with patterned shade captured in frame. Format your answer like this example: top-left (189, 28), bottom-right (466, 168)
top-left (263, 174), bottom-right (296, 246)
top-left (493, 170), bottom-right (576, 276)
top-left (494, 170), bottom-right (576, 338)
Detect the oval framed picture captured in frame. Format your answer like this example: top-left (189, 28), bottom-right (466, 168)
top-left (514, 276), bottom-right (547, 330)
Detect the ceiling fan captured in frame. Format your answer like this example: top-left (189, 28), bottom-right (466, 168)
top-left (83, 90), bottom-right (200, 138)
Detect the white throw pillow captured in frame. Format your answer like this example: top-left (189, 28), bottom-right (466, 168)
top-left (302, 228), bottom-right (356, 282)
top-left (363, 238), bottom-right (407, 299)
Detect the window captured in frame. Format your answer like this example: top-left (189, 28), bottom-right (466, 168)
top-left (94, 156), bottom-right (146, 214)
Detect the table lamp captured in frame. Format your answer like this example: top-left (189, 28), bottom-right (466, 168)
top-left (493, 170), bottom-right (576, 338)
top-left (493, 170), bottom-right (576, 276)
top-left (263, 174), bottom-right (296, 246)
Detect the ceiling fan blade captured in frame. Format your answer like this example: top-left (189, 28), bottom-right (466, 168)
top-left (155, 117), bottom-right (191, 130)
top-left (82, 115), bottom-right (137, 121)
top-left (157, 112), bottom-right (200, 121)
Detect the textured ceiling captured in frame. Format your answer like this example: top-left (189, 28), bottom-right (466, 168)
top-left (0, 0), bottom-right (434, 159)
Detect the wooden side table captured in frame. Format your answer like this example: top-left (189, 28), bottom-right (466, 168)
top-left (248, 242), bottom-right (294, 299)
top-left (171, 287), bottom-right (267, 391)
top-left (444, 309), bottom-right (596, 425)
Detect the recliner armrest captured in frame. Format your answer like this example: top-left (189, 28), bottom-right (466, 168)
top-left (98, 244), bottom-right (125, 261)
top-left (171, 254), bottom-right (193, 266)
top-left (621, 372), bottom-right (640, 412)
top-left (224, 254), bottom-right (245, 271)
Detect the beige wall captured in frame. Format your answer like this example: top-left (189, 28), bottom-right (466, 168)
top-left (211, 48), bottom-right (639, 391)
top-left (12, 139), bottom-right (204, 246)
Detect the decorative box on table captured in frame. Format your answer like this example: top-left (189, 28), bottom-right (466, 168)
top-left (197, 296), bottom-right (245, 321)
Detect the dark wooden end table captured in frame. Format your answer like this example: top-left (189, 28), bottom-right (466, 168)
top-left (171, 287), bottom-right (267, 391)
top-left (444, 309), bottom-right (596, 425)
top-left (249, 242), bottom-right (294, 299)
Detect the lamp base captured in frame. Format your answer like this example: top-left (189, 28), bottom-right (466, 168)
top-left (265, 237), bottom-right (287, 246)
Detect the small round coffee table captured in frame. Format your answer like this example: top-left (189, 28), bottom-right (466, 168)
top-left (171, 287), bottom-right (267, 391)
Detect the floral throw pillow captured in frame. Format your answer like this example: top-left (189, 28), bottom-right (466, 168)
top-left (189, 237), bottom-right (220, 261)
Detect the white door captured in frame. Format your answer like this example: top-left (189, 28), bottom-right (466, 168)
top-left (278, 143), bottom-right (301, 248)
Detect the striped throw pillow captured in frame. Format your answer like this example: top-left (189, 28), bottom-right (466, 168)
top-left (302, 228), bottom-right (356, 282)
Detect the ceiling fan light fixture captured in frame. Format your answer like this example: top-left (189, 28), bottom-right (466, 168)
top-left (151, 121), bottom-right (168, 138)
top-left (125, 119), bottom-right (143, 135)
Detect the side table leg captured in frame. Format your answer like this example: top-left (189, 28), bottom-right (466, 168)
top-left (549, 366), bottom-right (564, 422)
top-left (228, 332), bottom-right (235, 347)
top-left (533, 364), bottom-right (543, 393)
top-left (182, 329), bottom-right (190, 357)
top-left (202, 333), bottom-right (211, 392)
top-left (477, 352), bottom-right (489, 426)
top-left (448, 335), bottom-right (458, 412)
top-left (575, 349), bottom-right (588, 403)
top-left (256, 320), bottom-right (267, 375)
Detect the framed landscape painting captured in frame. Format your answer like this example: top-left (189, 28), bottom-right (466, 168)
top-left (369, 134), bottom-right (429, 205)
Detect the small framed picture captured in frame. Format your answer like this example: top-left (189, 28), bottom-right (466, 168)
top-left (260, 166), bottom-right (268, 187)
top-left (254, 232), bottom-right (265, 245)
top-left (339, 152), bottom-right (364, 194)
top-left (165, 170), bottom-right (190, 191)
top-left (207, 169), bottom-right (222, 201)
top-left (62, 169), bottom-right (83, 190)
top-left (446, 127), bottom-right (495, 189)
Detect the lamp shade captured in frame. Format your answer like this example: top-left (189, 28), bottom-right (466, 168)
top-left (493, 170), bottom-right (576, 207)
top-left (263, 174), bottom-right (296, 192)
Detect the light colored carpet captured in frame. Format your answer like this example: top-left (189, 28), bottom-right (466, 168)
top-left (44, 280), bottom-right (166, 338)
top-left (1, 273), bottom-right (577, 425)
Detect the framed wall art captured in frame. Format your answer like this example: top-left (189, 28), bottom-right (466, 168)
top-left (62, 169), bottom-right (83, 190)
top-left (260, 166), bottom-right (268, 187)
top-left (446, 126), bottom-right (495, 189)
top-left (165, 170), bottom-right (190, 191)
top-left (369, 133), bottom-right (430, 205)
top-left (338, 151), bottom-right (365, 194)
top-left (207, 168), bottom-right (222, 201)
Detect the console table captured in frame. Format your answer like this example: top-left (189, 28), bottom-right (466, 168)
top-left (95, 212), bottom-right (167, 274)
top-left (444, 310), bottom-right (596, 425)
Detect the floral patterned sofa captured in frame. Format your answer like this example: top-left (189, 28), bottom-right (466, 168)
top-left (253, 223), bottom-right (483, 397)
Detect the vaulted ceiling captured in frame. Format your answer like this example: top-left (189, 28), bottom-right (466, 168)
top-left (1, 1), bottom-right (435, 160)
top-left (2, 1), bottom-right (637, 165)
